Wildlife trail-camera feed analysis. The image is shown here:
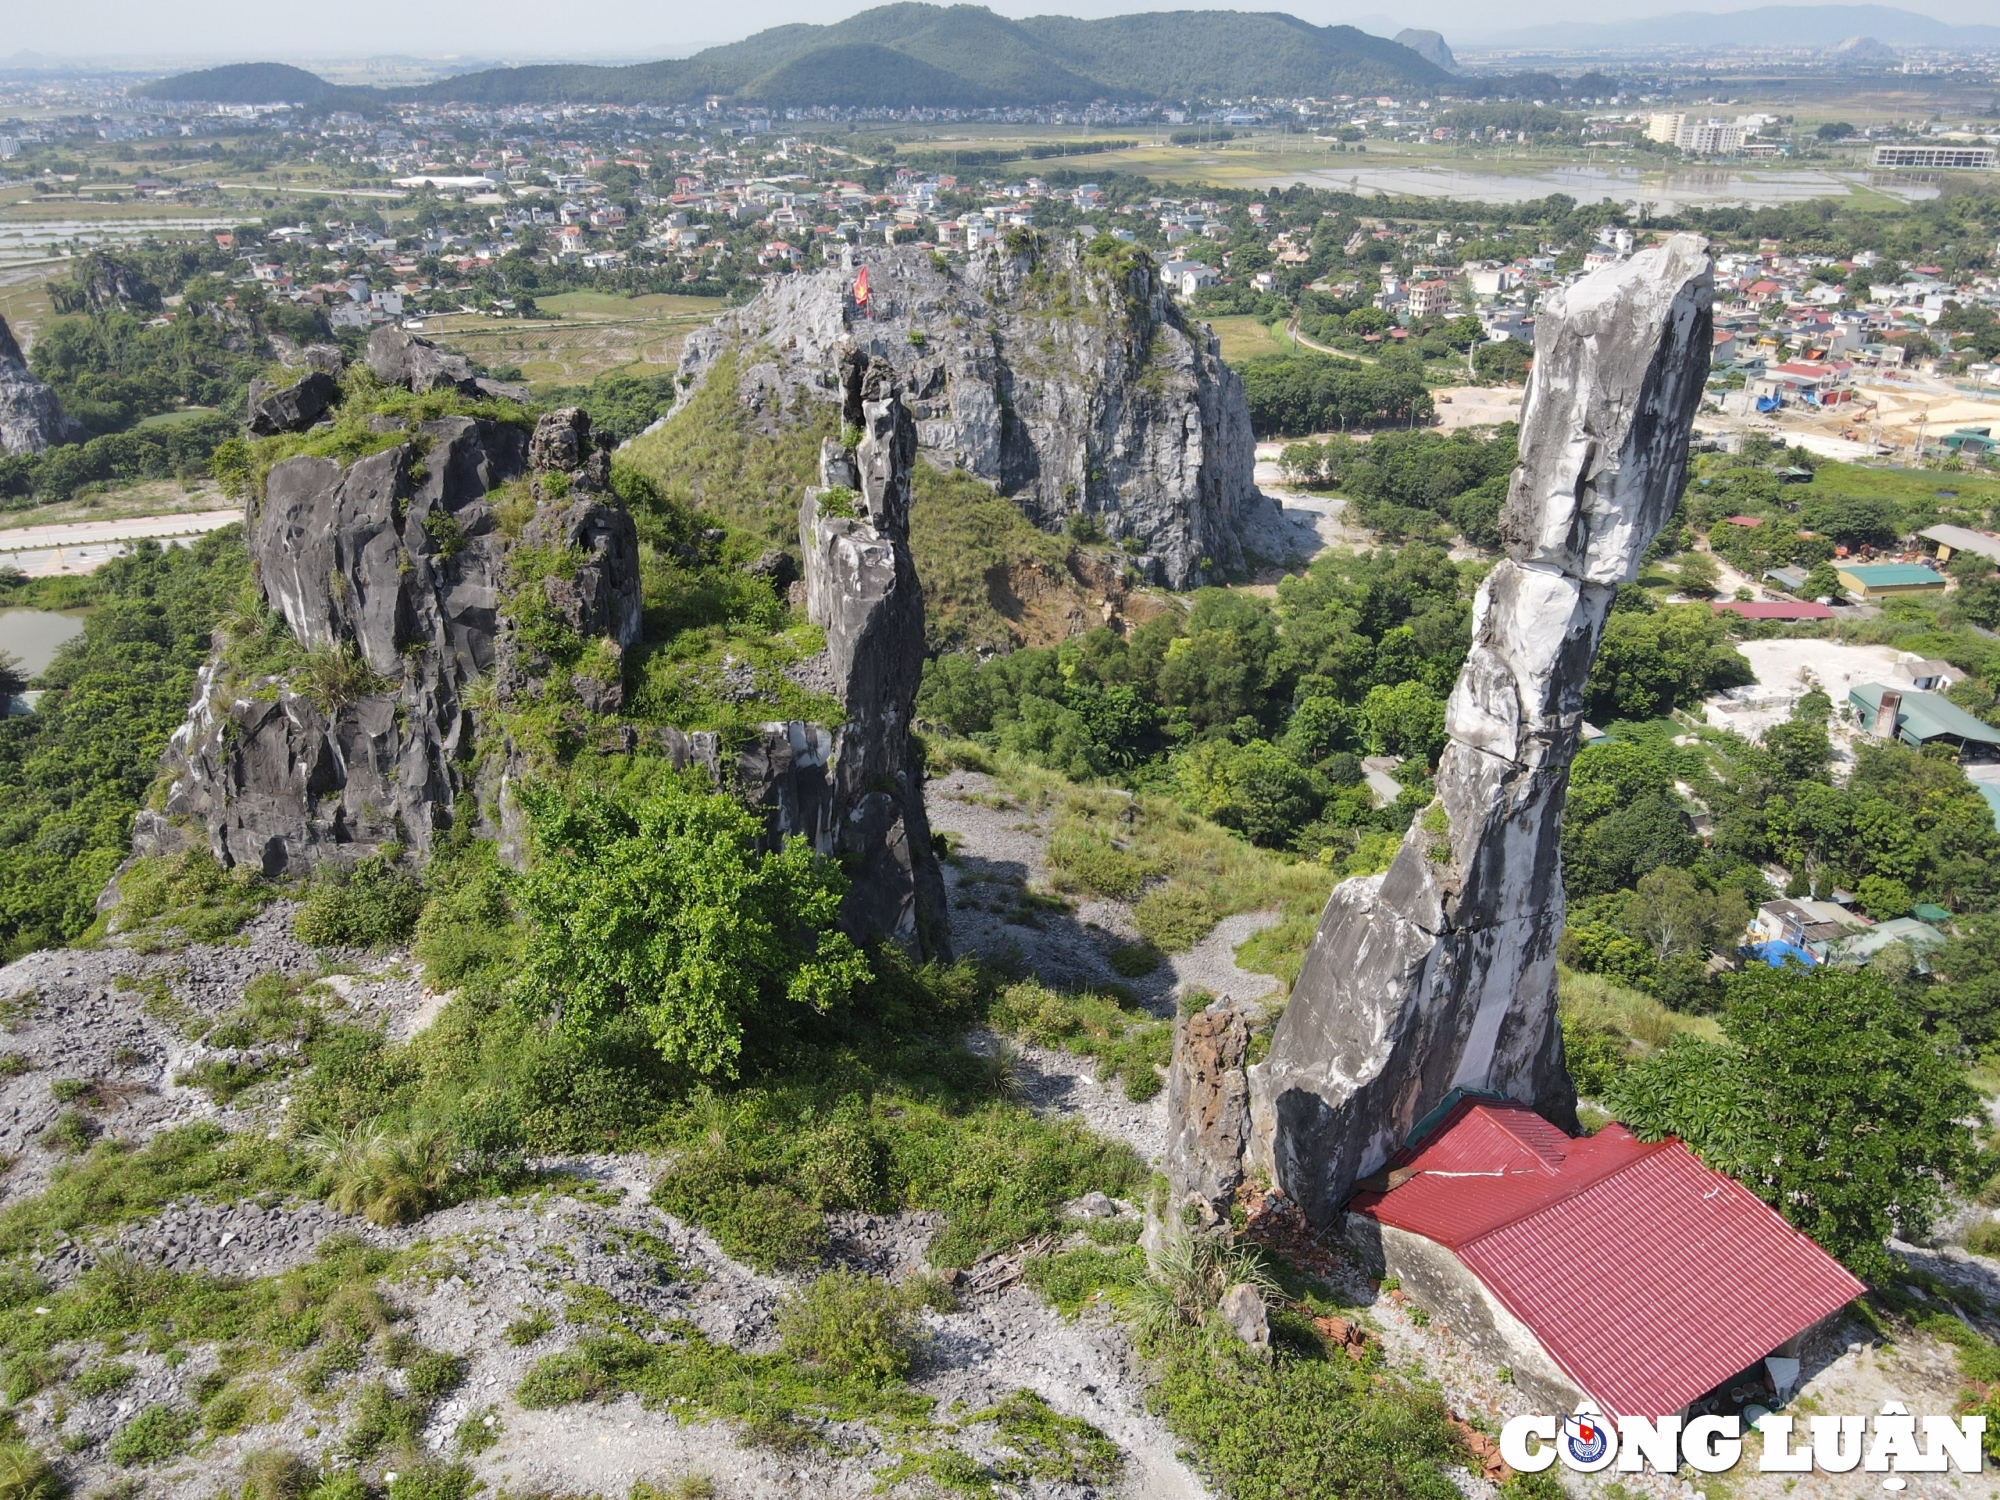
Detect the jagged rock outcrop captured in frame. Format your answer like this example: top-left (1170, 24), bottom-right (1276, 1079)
top-left (797, 349), bottom-right (951, 955)
top-left (147, 414), bottom-right (534, 873)
top-left (678, 241), bottom-right (1256, 588)
top-left (0, 314), bottom-right (83, 457)
top-left (73, 252), bottom-right (162, 313)
top-left (1240, 235), bottom-right (1715, 1228)
top-left (143, 369), bottom-right (947, 956)
top-left (365, 325), bottom-right (525, 403)
top-left (246, 369), bottom-right (341, 436)
top-left (1163, 1000), bottom-right (1252, 1225)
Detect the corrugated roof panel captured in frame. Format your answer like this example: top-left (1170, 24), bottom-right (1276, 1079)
top-left (1460, 1148), bottom-right (1863, 1419)
top-left (1352, 1102), bottom-right (1865, 1419)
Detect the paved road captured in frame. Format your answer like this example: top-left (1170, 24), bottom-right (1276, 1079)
top-left (0, 508), bottom-right (241, 577)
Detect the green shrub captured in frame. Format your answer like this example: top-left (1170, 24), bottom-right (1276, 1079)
top-left (776, 1269), bottom-right (930, 1384)
top-left (339, 1379), bottom-right (426, 1460)
top-left (38, 1110), bottom-right (96, 1154)
top-left (294, 855), bottom-right (425, 950)
top-left (1046, 822), bottom-right (1155, 899)
top-left (977, 1388), bottom-right (1121, 1484)
top-left (1968, 1220), bottom-right (2000, 1257)
top-left (384, 1463), bottom-right (477, 1500)
top-left (107, 1403), bottom-right (196, 1466)
top-left (1108, 943), bottom-right (1162, 977)
top-left (1500, 1472), bottom-right (1570, 1500)
top-left (403, 1349), bottom-right (467, 1401)
top-left (412, 863), bottom-right (518, 991)
top-left (1134, 883), bottom-right (1219, 953)
top-left (112, 846), bottom-right (267, 945)
top-left (987, 982), bottom-right (1169, 1102)
top-left (650, 1151), bottom-right (826, 1272)
top-left (504, 1309), bottom-right (554, 1346)
top-left (70, 1360), bottom-right (135, 1397)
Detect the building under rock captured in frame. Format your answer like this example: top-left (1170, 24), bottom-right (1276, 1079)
top-left (1164, 234), bottom-right (1865, 1421)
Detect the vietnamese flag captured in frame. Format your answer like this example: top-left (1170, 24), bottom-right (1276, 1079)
top-left (853, 266), bottom-right (871, 307)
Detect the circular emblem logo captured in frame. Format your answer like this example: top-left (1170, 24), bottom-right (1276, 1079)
top-left (1559, 1409), bottom-right (1617, 1470)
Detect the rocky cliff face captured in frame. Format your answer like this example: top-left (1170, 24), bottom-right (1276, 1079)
top-left (798, 349), bottom-right (951, 955)
top-left (0, 313), bottom-right (83, 457)
top-left (1234, 235), bottom-right (1715, 1228)
top-left (677, 240), bottom-right (1257, 589)
top-left (142, 360), bottom-right (947, 956)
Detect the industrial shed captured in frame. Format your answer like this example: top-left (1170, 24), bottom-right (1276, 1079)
top-left (1345, 1095), bottom-right (1863, 1421)
top-left (1849, 683), bottom-right (2000, 760)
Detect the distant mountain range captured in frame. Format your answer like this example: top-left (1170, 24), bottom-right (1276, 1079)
top-left (1459, 4), bottom-right (2000, 52)
top-left (141, 5), bottom-right (1452, 109)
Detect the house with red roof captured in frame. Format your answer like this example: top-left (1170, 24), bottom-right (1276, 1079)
top-left (1346, 1094), bottom-right (1863, 1421)
top-left (1713, 599), bottom-right (1835, 621)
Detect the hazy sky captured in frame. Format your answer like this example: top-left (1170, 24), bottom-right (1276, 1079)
top-left (8, 0), bottom-right (1991, 66)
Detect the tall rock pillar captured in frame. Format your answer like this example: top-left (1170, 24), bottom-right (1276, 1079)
top-left (1245, 235), bottom-right (1713, 1227)
top-left (801, 349), bottom-right (952, 959)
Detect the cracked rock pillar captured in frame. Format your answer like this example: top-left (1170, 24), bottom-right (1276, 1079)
top-left (800, 349), bottom-right (952, 958)
top-left (1245, 234), bottom-right (1713, 1228)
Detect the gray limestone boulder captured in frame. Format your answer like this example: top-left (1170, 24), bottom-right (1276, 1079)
top-left (1164, 1001), bottom-right (1251, 1222)
top-left (246, 370), bottom-right (341, 436)
top-left (0, 314), bottom-right (83, 457)
top-left (1244, 234), bottom-right (1715, 1228)
top-left (365, 325), bottom-right (480, 396)
top-left (678, 240), bottom-right (1256, 589)
top-left (1220, 1282), bottom-right (1272, 1355)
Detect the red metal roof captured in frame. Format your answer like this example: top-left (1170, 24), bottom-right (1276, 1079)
top-left (1713, 600), bottom-right (1836, 620)
top-left (1351, 1100), bottom-right (1864, 1419)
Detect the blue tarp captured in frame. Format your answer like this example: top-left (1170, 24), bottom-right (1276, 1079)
top-left (1755, 394), bottom-right (1783, 413)
top-left (1744, 940), bottom-right (1817, 969)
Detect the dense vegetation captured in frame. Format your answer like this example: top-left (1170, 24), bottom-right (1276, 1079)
top-left (0, 535), bottom-right (247, 959)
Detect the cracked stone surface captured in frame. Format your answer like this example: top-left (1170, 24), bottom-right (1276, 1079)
top-left (678, 240), bottom-right (1257, 589)
top-left (1246, 234), bottom-right (1716, 1227)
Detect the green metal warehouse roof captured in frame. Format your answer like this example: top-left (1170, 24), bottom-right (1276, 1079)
top-left (1850, 683), bottom-right (2000, 747)
top-left (1836, 563), bottom-right (1946, 588)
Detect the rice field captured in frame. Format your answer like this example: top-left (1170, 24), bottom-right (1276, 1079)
top-left (421, 291), bottom-right (724, 386)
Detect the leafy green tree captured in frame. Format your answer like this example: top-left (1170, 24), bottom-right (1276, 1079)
top-left (1359, 680), bottom-right (1447, 765)
top-left (1622, 866), bottom-right (1749, 964)
top-left (1801, 562), bottom-right (1845, 602)
top-left (1675, 551), bottom-right (1721, 597)
top-left (512, 776), bottom-right (870, 1077)
top-left (1586, 605), bottom-right (1749, 721)
top-left (1603, 965), bottom-right (1987, 1283)
top-left (1171, 739), bottom-right (1326, 849)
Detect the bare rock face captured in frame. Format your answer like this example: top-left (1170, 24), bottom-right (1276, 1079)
top-left (680, 241), bottom-right (1256, 589)
top-left (1163, 1001), bottom-right (1252, 1223)
top-left (246, 369), bottom-right (341, 436)
top-left (365, 326), bottom-right (525, 403)
top-left (0, 314), bottom-right (83, 457)
top-left (72, 252), bottom-right (162, 314)
top-left (798, 349), bottom-right (952, 957)
top-left (150, 415), bottom-right (532, 873)
top-left (1244, 235), bottom-right (1715, 1228)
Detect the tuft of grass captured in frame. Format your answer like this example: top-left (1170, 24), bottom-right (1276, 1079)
top-left (1134, 882), bottom-right (1220, 954)
top-left (987, 982), bottom-right (1168, 1101)
top-left (318, 1122), bottom-right (456, 1227)
top-left (0, 1441), bottom-right (65, 1500)
top-left (237, 1448), bottom-right (315, 1500)
top-left (504, 1309), bottom-right (554, 1346)
top-left (293, 855), bottom-right (425, 951)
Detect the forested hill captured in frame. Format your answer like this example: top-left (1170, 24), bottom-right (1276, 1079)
top-left (135, 61), bottom-right (373, 108)
top-left (143, 6), bottom-right (1452, 109)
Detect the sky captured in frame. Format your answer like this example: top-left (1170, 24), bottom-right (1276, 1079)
top-left (4, 0), bottom-right (1990, 66)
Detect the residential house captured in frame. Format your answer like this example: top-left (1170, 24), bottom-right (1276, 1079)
top-left (1406, 279), bottom-right (1452, 320)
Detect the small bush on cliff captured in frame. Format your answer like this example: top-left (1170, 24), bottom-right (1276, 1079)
top-left (294, 855), bottom-right (425, 950)
top-left (511, 775), bottom-right (869, 1077)
top-left (776, 1269), bottom-right (931, 1383)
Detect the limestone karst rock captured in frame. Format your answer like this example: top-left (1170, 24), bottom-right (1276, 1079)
top-left (137, 372), bottom-right (947, 956)
top-left (677, 241), bottom-right (1258, 588)
top-left (0, 314), bottom-right (83, 457)
top-left (365, 325), bottom-right (526, 403)
top-left (798, 349), bottom-right (951, 956)
top-left (1242, 234), bottom-right (1715, 1228)
top-left (1163, 1000), bottom-right (1253, 1223)
top-left (245, 369), bottom-right (341, 436)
